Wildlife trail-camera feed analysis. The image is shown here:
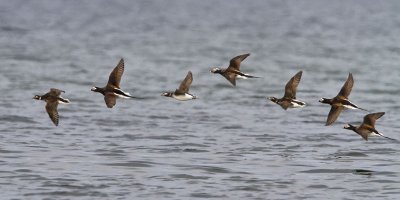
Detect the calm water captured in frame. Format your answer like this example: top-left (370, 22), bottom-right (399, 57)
top-left (1, 0), bottom-right (400, 199)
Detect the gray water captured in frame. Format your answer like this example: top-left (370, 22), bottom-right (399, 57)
top-left (1, 0), bottom-right (400, 199)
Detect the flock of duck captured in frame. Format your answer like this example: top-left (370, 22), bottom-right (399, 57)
top-left (33, 53), bottom-right (396, 141)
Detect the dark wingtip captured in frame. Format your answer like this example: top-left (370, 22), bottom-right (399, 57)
top-left (348, 73), bottom-right (353, 80)
top-left (325, 120), bottom-right (331, 126)
top-left (325, 122), bottom-right (332, 126)
top-left (297, 70), bottom-right (303, 75)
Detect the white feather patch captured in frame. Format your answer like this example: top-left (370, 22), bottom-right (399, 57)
top-left (236, 75), bottom-right (248, 79)
top-left (343, 105), bottom-right (357, 109)
top-left (58, 99), bottom-right (71, 104)
top-left (172, 93), bottom-right (195, 101)
top-left (114, 93), bottom-right (131, 99)
top-left (290, 100), bottom-right (306, 108)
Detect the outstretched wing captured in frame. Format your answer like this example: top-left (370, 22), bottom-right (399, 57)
top-left (337, 73), bottom-right (353, 98)
top-left (104, 93), bottom-right (117, 108)
top-left (361, 112), bottom-right (385, 128)
top-left (227, 53), bottom-right (250, 71)
top-left (284, 71), bottom-right (302, 99)
top-left (326, 105), bottom-right (343, 126)
top-left (177, 71), bottom-right (193, 93)
top-left (45, 100), bottom-right (59, 126)
top-left (280, 101), bottom-right (292, 110)
top-left (107, 58), bottom-right (124, 88)
top-left (222, 71), bottom-right (237, 86)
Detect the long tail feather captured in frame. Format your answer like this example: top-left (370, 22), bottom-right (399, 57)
top-left (358, 107), bottom-right (369, 112)
top-left (377, 133), bottom-right (397, 141)
top-left (245, 74), bottom-right (261, 78)
top-left (126, 95), bottom-right (137, 99)
top-left (381, 135), bottom-right (397, 141)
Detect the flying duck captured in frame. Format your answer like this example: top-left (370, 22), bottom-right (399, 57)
top-left (210, 53), bottom-right (259, 86)
top-left (268, 71), bottom-right (306, 110)
top-left (162, 71), bottom-right (197, 101)
top-left (33, 88), bottom-right (70, 126)
top-left (91, 58), bottom-right (136, 108)
top-left (319, 73), bottom-right (367, 126)
top-left (344, 112), bottom-right (395, 141)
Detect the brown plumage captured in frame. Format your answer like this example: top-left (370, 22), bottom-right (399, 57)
top-left (176, 71), bottom-right (193, 94)
top-left (45, 100), bottom-right (59, 126)
top-left (337, 73), bottom-right (353, 99)
top-left (228, 53), bottom-right (249, 71)
top-left (91, 58), bottom-right (136, 108)
top-left (326, 106), bottom-right (344, 126)
top-left (108, 58), bottom-right (124, 88)
top-left (319, 73), bottom-right (367, 126)
top-left (284, 71), bottom-right (302, 99)
top-left (210, 53), bottom-right (259, 86)
top-left (162, 71), bottom-right (197, 101)
top-left (33, 88), bottom-right (70, 126)
top-left (268, 71), bottom-right (306, 110)
top-left (344, 112), bottom-right (395, 141)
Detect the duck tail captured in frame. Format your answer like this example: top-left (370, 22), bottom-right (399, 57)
top-left (358, 107), bottom-right (369, 112)
top-left (377, 132), bottom-right (397, 141)
top-left (245, 74), bottom-right (261, 78)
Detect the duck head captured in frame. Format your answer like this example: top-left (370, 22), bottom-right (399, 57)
top-left (319, 98), bottom-right (332, 104)
top-left (161, 92), bottom-right (173, 97)
top-left (210, 67), bottom-right (222, 74)
top-left (344, 124), bottom-right (356, 131)
top-left (268, 97), bottom-right (278, 103)
top-left (32, 95), bottom-right (42, 100)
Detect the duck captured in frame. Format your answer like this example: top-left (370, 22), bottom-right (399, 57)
top-left (162, 71), bottom-right (197, 101)
top-left (344, 112), bottom-right (395, 141)
top-left (33, 88), bottom-right (70, 126)
top-left (210, 53), bottom-right (259, 86)
top-left (268, 71), bottom-right (306, 110)
top-left (91, 58), bottom-right (136, 108)
top-left (319, 73), bottom-right (367, 125)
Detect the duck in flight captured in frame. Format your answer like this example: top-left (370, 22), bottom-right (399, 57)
top-left (268, 71), bottom-right (306, 110)
top-left (91, 58), bottom-right (136, 108)
top-left (344, 112), bottom-right (395, 141)
top-left (33, 88), bottom-right (70, 126)
top-left (319, 73), bottom-right (367, 126)
top-left (162, 71), bottom-right (197, 101)
top-left (210, 53), bottom-right (259, 86)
